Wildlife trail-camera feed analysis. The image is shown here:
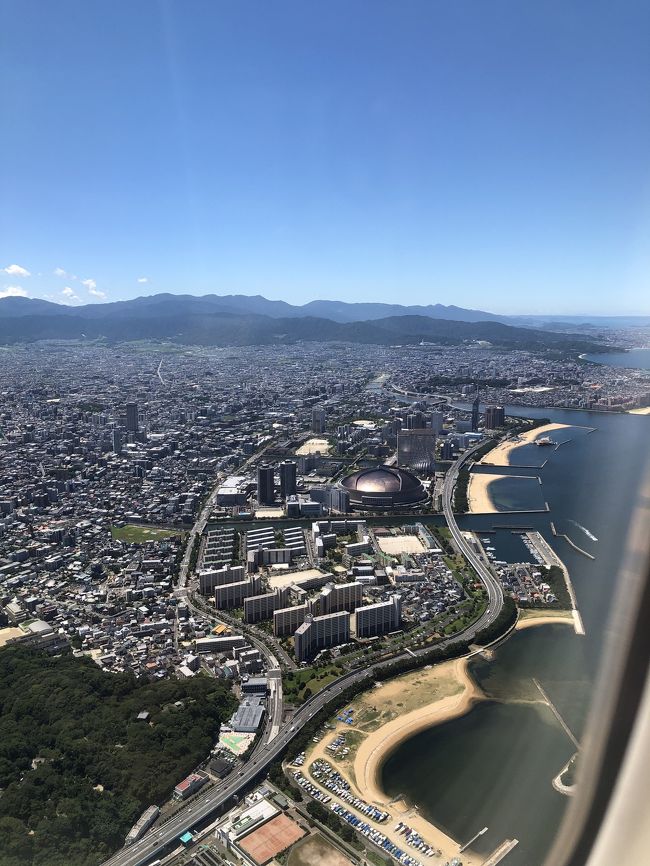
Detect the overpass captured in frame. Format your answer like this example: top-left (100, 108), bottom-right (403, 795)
top-left (441, 440), bottom-right (505, 627)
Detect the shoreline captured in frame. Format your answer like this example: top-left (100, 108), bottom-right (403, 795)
top-left (479, 422), bottom-right (574, 468)
top-left (354, 656), bottom-right (485, 865)
top-left (467, 472), bottom-right (500, 513)
top-left (300, 613), bottom-right (576, 865)
top-left (516, 609), bottom-right (575, 630)
top-left (628, 406), bottom-right (650, 415)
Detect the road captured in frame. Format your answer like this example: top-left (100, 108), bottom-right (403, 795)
top-left (103, 444), bottom-right (504, 866)
top-left (441, 440), bottom-right (505, 627)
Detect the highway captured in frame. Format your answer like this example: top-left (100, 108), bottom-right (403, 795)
top-left (441, 440), bottom-right (505, 624)
top-left (103, 443), bottom-right (504, 866)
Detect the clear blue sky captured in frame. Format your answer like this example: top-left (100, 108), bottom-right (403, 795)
top-left (1, 0), bottom-right (649, 314)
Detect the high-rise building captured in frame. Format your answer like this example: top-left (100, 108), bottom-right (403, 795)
top-left (319, 581), bottom-right (363, 614)
top-left (279, 461), bottom-right (297, 499)
top-left (485, 405), bottom-right (506, 429)
top-left (471, 390), bottom-right (480, 432)
top-left (430, 411), bottom-right (444, 434)
top-left (355, 595), bottom-right (401, 638)
top-left (397, 429), bottom-right (436, 473)
top-left (406, 411), bottom-right (425, 430)
top-left (311, 406), bottom-right (326, 434)
top-left (273, 603), bottom-right (309, 637)
top-left (294, 611), bottom-right (350, 663)
top-left (441, 439), bottom-right (455, 460)
top-left (256, 464), bottom-right (275, 505)
top-left (112, 429), bottom-right (123, 454)
top-left (125, 402), bottom-right (139, 433)
top-left (214, 576), bottom-right (261, 610)
top-left (199, 565), bottom-right (246, 595)
top-left (244, 591), bottom-right (280, 624)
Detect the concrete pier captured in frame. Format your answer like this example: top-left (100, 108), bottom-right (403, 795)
top-left (482, 839), bottom-right (519, 865)
top-left (533, 678), bottom-right (580, 750)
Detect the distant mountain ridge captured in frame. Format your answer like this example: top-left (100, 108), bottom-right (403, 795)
top-left (0, 293), bottom-right (503, 323)
top-left (0, 293), bottom-right (614, 354)
top-left (1, 293), bottom-right (646, 328)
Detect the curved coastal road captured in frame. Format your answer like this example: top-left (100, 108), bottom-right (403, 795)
top-left (103, 445), bottom-right (503, 866)
top-left (441, 440), bottom-right (505, 622)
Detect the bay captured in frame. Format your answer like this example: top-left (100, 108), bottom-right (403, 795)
top-left (381, 406), bottom-right (650, 866)
top-left (581, 347), bottom-right (650, 369)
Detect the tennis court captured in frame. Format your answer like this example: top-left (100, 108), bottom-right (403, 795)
top-left (238, 813), bottom-right (305, 864)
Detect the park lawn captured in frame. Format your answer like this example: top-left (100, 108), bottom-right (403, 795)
top-left (283, 664), bottom-right (343, 704)
top-left (111, 524), bottom-right (185, 543)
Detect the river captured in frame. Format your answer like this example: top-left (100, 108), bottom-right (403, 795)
top-left (380, 406), bottom-right (650, 866)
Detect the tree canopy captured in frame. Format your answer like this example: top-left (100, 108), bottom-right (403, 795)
top-left (0, 647), bottom-right (236, 866)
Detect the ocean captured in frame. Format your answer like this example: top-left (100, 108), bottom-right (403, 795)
top-left (380, 406), bottom-right (650, 866)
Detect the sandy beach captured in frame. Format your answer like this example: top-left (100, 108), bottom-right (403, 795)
top-left (301, 659), bottom-right (485, 865)
top-left (628, 406), bottom-right (650, 415)
top-left (466, 471), bottom-right (500, 513)
top-left (480, 422), bottom-right (573, 467)
top-left (515, 609), bottom-right (575, 631)
top-left (298, 610), bottom-right (579, 864)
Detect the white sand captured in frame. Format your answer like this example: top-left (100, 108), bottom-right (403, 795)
top-left (467, 473), bottom-right (500, 513)
top-left (303, 659), bottom-right (484, 865)
top-left (480, 422), bottom-right (573, 467)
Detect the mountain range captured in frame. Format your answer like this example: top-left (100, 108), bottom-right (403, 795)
top-left (0, 293), bottom-right (620, 353)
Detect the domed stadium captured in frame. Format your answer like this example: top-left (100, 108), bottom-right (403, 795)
top-left (340, 465), bottom-right (428, 511)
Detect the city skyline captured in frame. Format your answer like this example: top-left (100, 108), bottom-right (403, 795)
top-left (2, 1), bottom-right (649, 315)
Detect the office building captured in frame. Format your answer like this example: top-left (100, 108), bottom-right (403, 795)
top-left (112, 429), bottom-right (123, 454)
top-left (279, 460), bottom-right (297, 499)
top-left (485, 405), bottom-right (506, 429)
top-left (405, 411), bottom-right (425, 429)
top-left (294, 611), bottom-right (350, 663)
top-left (311, 406), bottom-right (326, 434)
top-left (257, 464), bottom-right (275, 505)
top-left (125, 401), bottom-right (139, 434)
top-left (397, 428), bottom-right (436, 473)
top-left (471, 390), bottom-right (480, 432)
top-left (355, 595), bottom-right (401, 639)
top-left (273, 603), bottom-right (309, 637)
top-left (441, 439), bottom-right (455, 460)
top-left (430, 411), bottom-right (444, 434)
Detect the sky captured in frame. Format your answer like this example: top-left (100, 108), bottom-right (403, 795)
top-left (1, 0), bottom-right (649, 314)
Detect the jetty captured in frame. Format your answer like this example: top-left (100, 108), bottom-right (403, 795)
top-left (533, 678), bottom-right (580, 750)
top-left (482, 839), bottom-right (519, 865)
top-left (526, 530), bottom-right (585, 635)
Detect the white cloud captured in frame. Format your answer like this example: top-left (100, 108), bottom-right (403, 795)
top-left (3, 263), bottom-right (30, 277)
top-left (61, 286), bottom-right (81, 303)
top-left (54, 267), bottom-right (77, 280)
top-left (0, 286), bottom-right (28, 299)
top-left (81, 277), bottom-right (107, 299)
top-left (137, 276), bottom-right (149, 283)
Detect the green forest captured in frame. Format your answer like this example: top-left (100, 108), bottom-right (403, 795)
top-left (0, 647), bottom-right (236, 866)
